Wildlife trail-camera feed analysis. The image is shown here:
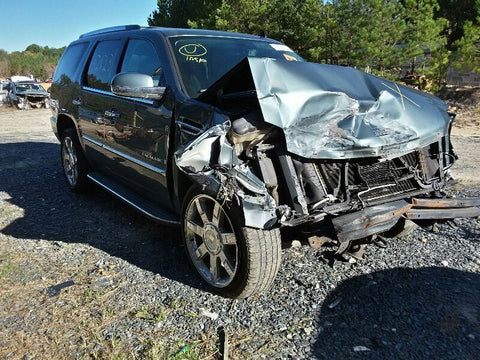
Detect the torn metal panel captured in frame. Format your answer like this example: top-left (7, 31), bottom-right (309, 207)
top-left (175, 122), bottom-right (279, 229)
top-left (175, 122), bottom-right (234, 172)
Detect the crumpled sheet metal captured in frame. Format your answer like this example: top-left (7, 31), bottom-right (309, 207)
top-left (175, 123), bottom-right (277, 229)
top-left (247, 57), bottom-right (451, 159)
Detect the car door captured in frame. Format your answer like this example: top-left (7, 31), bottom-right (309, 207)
top-left (99, 38), bottom-right (173, 206)
top-left (79, 38), bottom-right (126, 174)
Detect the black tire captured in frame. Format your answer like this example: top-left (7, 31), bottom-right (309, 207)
top-left (181, 186), bottom-right (282, 298)
top-left (382, 217), bottom-right (418, 238)
top-left (60, 127), bottom-right (89, 192)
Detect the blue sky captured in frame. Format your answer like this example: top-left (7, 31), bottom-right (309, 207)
top-left (0, 0), bottom-right (158, 53)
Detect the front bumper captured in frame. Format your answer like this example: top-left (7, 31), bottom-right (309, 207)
top-left (332, 197), bottom-right (480, 242)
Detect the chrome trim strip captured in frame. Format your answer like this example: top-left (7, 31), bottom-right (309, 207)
top-left (176, 120), bottom-right (203, 134)
top-left (82, 86), bottom-right (154, 105)
top-left (103, 144), bottom-right (166, 175)
top-left (180, 129), bottom-right (201, 136)
top-left (87, 174), bottom-right (179, 225)
top-left (82, 135), bottom-right (165, 175)
top-left (82, 134), bottom-right (103, 147)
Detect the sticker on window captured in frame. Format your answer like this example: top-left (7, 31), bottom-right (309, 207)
top-left (283, 54), bottom-right (297, 61)
top-left (270, 44), bottom-right (293, 52)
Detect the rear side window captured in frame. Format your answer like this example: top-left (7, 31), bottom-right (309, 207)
top-left (86, 40), bottom-right (124, 91)
top-left (53, 42), bottom-right (88, 84)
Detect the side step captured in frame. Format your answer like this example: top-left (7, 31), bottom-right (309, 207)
top-left (87, 172), bottom-right (180, 226)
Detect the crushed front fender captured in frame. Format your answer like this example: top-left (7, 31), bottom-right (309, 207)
top-left (175, 122), bottom-right (279, 229)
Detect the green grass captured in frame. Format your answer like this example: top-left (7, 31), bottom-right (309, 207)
top-left (0, 254), bottom-right (15, 278)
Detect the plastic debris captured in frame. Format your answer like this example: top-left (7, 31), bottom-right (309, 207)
top-left (200, 308), bottom-right (219, 321)
top-left (328, 298), bottom-right (343, 309)
top-left (353, 346), bottom-right (371, 352)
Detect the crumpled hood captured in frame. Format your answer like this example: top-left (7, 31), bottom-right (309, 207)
top-left (200, 57), bottom-right (452, 159)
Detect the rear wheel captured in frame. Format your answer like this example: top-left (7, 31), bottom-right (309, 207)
top-left (182, 187), bottom-right (281, 298)
top-left (60, 128), bottom-right (89, 192)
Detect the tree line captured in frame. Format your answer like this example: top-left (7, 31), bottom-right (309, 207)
top-left (0, 45), bottom-right (65, 81)
top-left (1, 1), bottom-right (477, 89)
top-left (149, 0), bottom-right (480, 90)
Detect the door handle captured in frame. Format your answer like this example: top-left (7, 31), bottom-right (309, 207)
top-left (104, 110), bottom-right (119, 119)
top-left (72, 98), bottom-right (83, 106)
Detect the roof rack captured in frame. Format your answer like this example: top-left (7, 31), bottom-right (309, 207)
top-left (79, 25), bottom-right (141, 39)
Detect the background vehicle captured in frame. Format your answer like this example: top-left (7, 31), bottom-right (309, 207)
top-left (7, 76), bottom-right (50, 109)
top-left (50, 25), bottom-right (480, 298)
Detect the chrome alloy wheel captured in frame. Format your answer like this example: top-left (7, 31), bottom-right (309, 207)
top-left (62, 136), bottom-right (78, 186)
top-left (184, 194), bottom-right (238, 288)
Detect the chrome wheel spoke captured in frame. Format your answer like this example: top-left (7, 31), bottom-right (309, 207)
top-left (209, 255), bottom-right (219, 282)
top-left (219, 251), bottom-right (235, 278)
top-left (195, 243), bottom-right (208, 259)
top-left (65, 139), bottom-right (73, 154)
top-left (70, 152), bottom-right (77, 166)
top-left (212, 202), bottom-right (221, 226)
top-left (194, 198), bottom-right (209, 225)
top-left (221, 232), bottom-right (236, 245)
top-left (186, 219), bottom-right (203, 237)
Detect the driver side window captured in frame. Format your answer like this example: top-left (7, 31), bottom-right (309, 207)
top-left (121, 39), bottom-right (163, 86)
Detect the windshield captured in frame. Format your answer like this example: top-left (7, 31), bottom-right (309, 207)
top-left (168, 36), bottom-right (303, 97)
top-left (15, 83), bottom-right (45, 92)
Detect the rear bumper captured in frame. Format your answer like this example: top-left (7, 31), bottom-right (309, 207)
top-left (332, 197), bottom-right (480, 242)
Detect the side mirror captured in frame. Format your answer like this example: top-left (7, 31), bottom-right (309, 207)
top-left (111, 73), bottom-right (166, 100)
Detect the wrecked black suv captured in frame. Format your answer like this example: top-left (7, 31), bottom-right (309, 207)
top-left (50, 25), bottom-right (480, 298)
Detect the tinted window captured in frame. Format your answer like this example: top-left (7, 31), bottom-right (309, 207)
top-left (121, 39), bottom-right (160, 75)
top-left (87, 40), bottom-right (124, 91)
top-left (53, 42), bottom-right (88, 84)
top-left (121, 39), bottom-right (163, 86)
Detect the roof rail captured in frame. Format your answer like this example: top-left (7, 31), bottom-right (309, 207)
top-left (79, 25), bottom-right (141, 39)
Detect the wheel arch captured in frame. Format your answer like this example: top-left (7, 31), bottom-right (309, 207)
top-left (56, 113), bottom-right (78, 139)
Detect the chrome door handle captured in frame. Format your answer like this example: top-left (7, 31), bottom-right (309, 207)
top-left (104, 110), bottom-right (119, 119)
top-left (72, 98), bottom-right (83, 106)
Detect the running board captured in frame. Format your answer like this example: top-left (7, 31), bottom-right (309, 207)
top-left (87, 172), bottom-right (180, 226)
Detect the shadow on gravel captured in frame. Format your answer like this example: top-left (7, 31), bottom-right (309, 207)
top-left (313, 267), bottom-right (480, 359)
top-left (0, 141), bottom-right (206, 292)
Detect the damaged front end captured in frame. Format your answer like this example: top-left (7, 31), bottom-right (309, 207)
top-left (175, 57), bottom-right (480, 253)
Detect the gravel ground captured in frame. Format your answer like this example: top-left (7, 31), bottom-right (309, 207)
top-left (0, 109), bottom-right (479, 359)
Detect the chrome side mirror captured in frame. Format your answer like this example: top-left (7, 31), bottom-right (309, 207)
top-left (111, 73), bottom-right (165, 100)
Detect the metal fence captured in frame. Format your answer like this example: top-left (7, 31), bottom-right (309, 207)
top-left (447, 67), bottom-right (480, 87)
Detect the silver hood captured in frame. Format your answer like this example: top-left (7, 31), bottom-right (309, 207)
top-left (199, 57), bottom-right (452, 159)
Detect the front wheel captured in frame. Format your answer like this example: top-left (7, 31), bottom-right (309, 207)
top-left (182, 188), bottom-right (281, 298)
